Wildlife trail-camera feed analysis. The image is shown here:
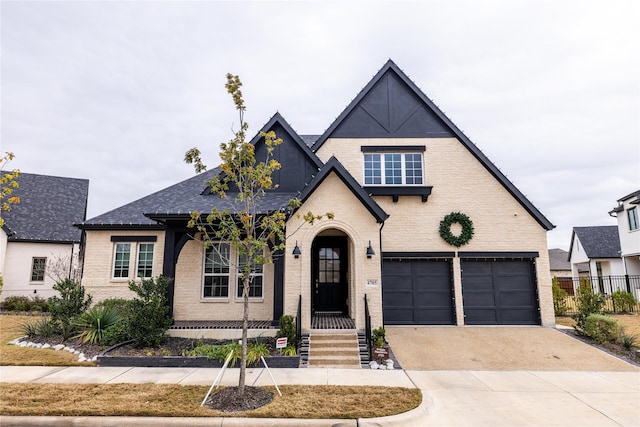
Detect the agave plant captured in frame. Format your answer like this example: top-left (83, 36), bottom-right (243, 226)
top-left (74, 306), bottom-right (122, 344)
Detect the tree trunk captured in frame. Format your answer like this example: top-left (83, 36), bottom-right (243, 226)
top-left (238, 275), bottom-right (250, 395)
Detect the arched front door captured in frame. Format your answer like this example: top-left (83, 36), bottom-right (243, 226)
top-left (311, 236), bottom-right (348, 314)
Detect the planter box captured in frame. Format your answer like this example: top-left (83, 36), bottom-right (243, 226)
top-left (97, 354), bottom-right (300, 368)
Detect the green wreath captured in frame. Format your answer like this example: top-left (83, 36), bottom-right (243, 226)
top-left (439, 212), bottom-right (474, 247)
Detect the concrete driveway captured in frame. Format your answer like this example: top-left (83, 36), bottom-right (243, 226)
top-left (386, 326), bottom-right (639, 371)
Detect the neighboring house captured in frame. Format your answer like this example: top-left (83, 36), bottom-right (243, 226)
top-left (0, 173), bottom-right (89, 300)
top-left (609, 190), bottom-right (640, 276)
top-left (568, 226), bottom-right (625, 295)
top-left (77, 60), bottom-right (556, 331)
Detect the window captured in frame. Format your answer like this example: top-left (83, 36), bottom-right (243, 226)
top-left (203, 244), bottom-right (230, 298)
top-left (364, 153), bottom-right (423, 185)
top-left (30, 257), bottom-right (46, 282)
top-left (137, 243), bottom-right (154, 278)
top-left (113, 243), bottom-right (131, 278)
top-left (628, 207), bottom-right (639, 231)
top-left (236, 252), bottom-right (264, 298)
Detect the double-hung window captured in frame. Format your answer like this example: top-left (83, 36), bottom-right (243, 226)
top-left (364, 152), bottom-right (423, 185)
top-left (236, 252), bottom-right (263, 298)
top-left (30, 257), bottom-right (47, 282)
top-left (628, 207), bottom-right (639, 231)
top-left (113, 243), bottom-right (131, 278)
top-left (203, 244), bottom-right (230, 298)
top-left (137, 243), bottom-right (154, 278)
top-left (111, 240), bottom-right (155, 279)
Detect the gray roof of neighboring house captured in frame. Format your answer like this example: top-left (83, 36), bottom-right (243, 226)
top-left (2, 172), bottom-right (89, 243)
top-left (548, 248), bottom-right (571, 271)
top-left (570, 226), bottom-right (621, 259)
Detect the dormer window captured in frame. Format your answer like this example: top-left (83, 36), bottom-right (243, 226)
top-left (363, 152), bottom-right (423, 186)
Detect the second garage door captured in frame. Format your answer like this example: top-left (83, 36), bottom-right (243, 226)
top-left (461, 259), bottom-right (539, 325)
top-left (382, 259), bottom-right (455, 325)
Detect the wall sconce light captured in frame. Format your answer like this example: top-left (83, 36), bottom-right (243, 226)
top-left (366, 241), bottom-right (375, 258)
top-left (292, 241), bottom-right (302, 259)
top-left (33, 289), bottom-right (37, 294)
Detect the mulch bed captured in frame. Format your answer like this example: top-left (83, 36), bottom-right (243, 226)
top-left (558, 328), bottom-right (640, 367)
top-left (206, 386), bottom-right (274, 412)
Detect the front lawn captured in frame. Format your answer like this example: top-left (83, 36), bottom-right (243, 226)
top-left (556, 314), bottom-right (640, 336)
top-left (0, 384), bottom-right (422, 419)
top-left (0, 315), bottom-right (94, 366)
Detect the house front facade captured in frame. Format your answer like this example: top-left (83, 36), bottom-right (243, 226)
top-left (1, 173), bottom-right (89, 300)
top-left (77, 60), bottom-right (555, 331)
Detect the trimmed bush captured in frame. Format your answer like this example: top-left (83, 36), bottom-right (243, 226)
top-left (127, 276), bottom-right (173, 348)
top-left (611, 290), bottom-right (636, 313)
top-left (584, 314), bottom-right (618, 344)
top-left (48, 279), bottom-right (92, 339)
top-left (1, 295), bottom-right (50, 312)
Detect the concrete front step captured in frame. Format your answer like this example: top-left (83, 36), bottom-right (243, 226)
top-left (307, 332), bottom-right (361, 368)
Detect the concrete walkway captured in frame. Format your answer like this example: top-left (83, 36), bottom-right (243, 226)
top-left (1, 366), bottom-right (639, 426)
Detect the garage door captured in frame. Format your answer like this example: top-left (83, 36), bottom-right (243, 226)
top-left (461, 259), bottom-right (539, 325)
top-left (382, 259), bottom-right (455, 325)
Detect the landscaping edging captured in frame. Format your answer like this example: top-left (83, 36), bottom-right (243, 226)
top-left (97, 341), bottom-right (301, 368)
top-left (97, 354), bottom-right (301, 368)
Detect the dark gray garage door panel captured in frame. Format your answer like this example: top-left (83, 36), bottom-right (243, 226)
top-left (461, 260), bottom-right (539, 325)
top-left (383, 259), bottom-right (455, 325)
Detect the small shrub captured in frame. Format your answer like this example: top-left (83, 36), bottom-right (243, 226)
top-left (276, 314), bottom-right (296, 347)
top-left (372, 327), bottom-right (386, 347)
top-left (583, 314), bottom-right (618, 344)
top-left (247, 340), bottom-right (269, 365)
top-left (280, 344), bottom-right (297, 356)
top-left (21, 318), bottom-right (56, 338)
top-left (572, 283), bottom-right (605, 335)
top-left (127, 276), bottom-right (173, 348)
top-left (2, 295), bottom-right (31, 311)
top-left (48, 279), bottom-right (92, 337)
top-left (101, 319), bottom-right (132, 346)
top-left (552, 277), bottom-right (568, 316)
top-left (74, 306), bottom-right (122, 344)
top-left (611, 290), bottom-right (637, 313)
top-left (30, 296), bottom-right (50, 312)
top-left (618, 331), bottom-right (638, 350)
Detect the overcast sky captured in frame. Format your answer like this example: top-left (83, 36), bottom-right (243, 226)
top-left (2, 0), bottom-right (638, 251)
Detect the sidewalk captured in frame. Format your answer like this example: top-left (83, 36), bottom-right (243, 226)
top-left (1, 366), bottom-right (639, 426)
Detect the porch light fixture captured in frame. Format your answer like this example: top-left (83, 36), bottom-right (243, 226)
top-left (292, 241), bottom-right (302, 259)
top-left (366, 241), bottom-right (375, 258)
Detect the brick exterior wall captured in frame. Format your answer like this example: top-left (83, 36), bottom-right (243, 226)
top-left (284, 172), bottom-right (383, 330)
top-left (81, 230), bottom-right (165, 302)
top-left (317, 137), bottom-right (554, 327)
top-left (172, 238), bottom-right (275, 321)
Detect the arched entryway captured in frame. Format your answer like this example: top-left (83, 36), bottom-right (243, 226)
top-left (310, 230), bottom-right (355, 328)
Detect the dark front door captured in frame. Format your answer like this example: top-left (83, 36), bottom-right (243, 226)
top-left (312, 236), bottom-right (348, 314)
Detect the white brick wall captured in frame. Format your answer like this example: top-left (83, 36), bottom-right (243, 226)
top-left (317, 137), bottom-right (554, 326)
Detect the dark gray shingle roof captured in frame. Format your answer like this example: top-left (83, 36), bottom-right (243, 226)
top-left (572, 226), bottom-right (621, 259)
top-left (79, 168), bottom-right (298, 228)
top-left (548, 248), bottom-right (571, 271)
top-left (2, 172), bottom-right (89, 243)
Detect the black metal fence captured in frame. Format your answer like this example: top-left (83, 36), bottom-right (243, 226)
top-left (554, 275), bottom-right (640, 316)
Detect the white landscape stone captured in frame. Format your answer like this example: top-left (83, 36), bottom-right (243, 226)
top-left (53, 344), bottom-right (65, 351)
top-left (42, 343), bottom-right (51, 349)
top-left (18, 342), bottom-right (27, 348)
